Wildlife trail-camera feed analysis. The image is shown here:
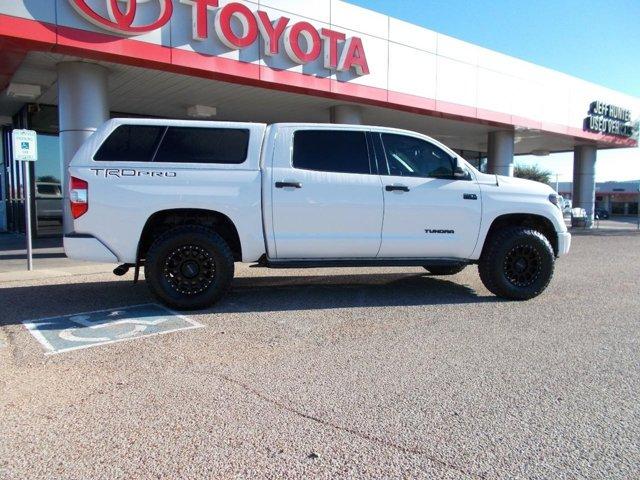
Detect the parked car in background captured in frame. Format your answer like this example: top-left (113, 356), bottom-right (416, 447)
top-left (571, 208), bottom-right (589, 228)
top-left (35, 181), bottom-right (63, 222)
top-left (557, 195), bottom-right (566, 216)
top-left (594, 208), bottom-right (610, 219)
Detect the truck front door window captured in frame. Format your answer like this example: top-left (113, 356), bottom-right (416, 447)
top-left (381, 134), bottom-right (455, 179)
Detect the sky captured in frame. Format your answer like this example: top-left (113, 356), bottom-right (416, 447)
top-left (350, 0), bottom-right (640, 182)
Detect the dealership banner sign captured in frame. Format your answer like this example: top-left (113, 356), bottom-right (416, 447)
top-left (584, 101), bottom-right (636, 138)
top-left (68, 0), bottom-right (370, 76)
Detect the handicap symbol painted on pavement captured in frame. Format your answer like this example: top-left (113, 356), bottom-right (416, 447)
top-left (23, 304), bottom-right (203, 354)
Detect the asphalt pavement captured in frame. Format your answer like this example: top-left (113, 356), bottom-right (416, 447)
top-left (1, 230), bottom-right (639, 479)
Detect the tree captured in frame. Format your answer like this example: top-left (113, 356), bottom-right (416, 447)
top-left (514, 164), bottom-right (552, 184)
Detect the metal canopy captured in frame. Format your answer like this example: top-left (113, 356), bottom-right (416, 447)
top-left (1, 51), bottom-right (583, 155)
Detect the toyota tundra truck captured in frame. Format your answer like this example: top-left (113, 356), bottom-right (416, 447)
top-left (64, 119), bottom-right (571, 310)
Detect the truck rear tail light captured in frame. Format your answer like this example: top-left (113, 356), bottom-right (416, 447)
top-left (70, 176), bottom-right (88, 219)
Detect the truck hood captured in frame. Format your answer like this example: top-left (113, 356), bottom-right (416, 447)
top-left (475, 171), bottom-right (555, 194)
top-left (496, 174), bottom-right (555, 194)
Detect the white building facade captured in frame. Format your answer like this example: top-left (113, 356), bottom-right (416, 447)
top-left (0, 0), bottom-right (638, 235)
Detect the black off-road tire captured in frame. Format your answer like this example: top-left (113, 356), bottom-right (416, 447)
top-left (423, 264), bottom-right (467, 276)
top-left (478, 227), bottom-right (554, 301)
top-left (145, 225), bottom-right (235, 310)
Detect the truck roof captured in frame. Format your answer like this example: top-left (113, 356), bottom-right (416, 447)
top-left (106, 118), bottom-right (266, 128)
top-left (107, 118), bottom-right (372, 128)
top-left (98, 119), bottom-right (455, 159)
top-left (106, 118), bottom-right (441, 137)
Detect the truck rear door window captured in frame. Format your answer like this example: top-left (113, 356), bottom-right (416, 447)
top-left (94, 125), bottom-right (165, 162)
top-left (293, 130), bottom-right (371, 175)
top-left (154, 127), bottom-right (249, 164)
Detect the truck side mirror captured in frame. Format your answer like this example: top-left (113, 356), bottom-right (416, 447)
top-left (453, 158), bottom-right (470, 180)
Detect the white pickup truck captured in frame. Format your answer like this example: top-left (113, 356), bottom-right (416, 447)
top-left (65, 119), bottom-right (571, 310)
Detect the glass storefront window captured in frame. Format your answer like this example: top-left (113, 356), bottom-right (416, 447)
top-left (0, 132), bottom-right (5, 231)
top-left (34, 134), bottom-right (62, 236)
top-left (1, 106), bottom-right (63, 237)
top-left (3, 127), bottom-right (24, 233)
top-left (456, 150), bottom-right (486, 172)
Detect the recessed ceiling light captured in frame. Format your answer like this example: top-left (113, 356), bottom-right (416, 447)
top-left (187, 105), bottom-right (217, 118)
top-left (6, 83), bottom-right (42, 100)
top-left (531, 149), bottom-right (550, 156)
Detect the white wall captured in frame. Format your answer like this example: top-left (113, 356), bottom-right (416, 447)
top-left (2, 0), bottom-right (640, 133)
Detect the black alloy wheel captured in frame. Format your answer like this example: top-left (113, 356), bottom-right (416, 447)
top-left (163, 245), bottom-right (216, 296)
top-left (478, 227), bottom-right (555, 300)
top-left (503, 244), bottom-right (541, 288)
top-left (145, 226), bottom-right (235, 310)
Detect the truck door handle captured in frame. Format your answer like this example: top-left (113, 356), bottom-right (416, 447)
top-left (463, 193), bottom-right (478, 200)
top-left (275, 182), bottom-right (302, 189)
top-left (386, 185), bottom-right (410, 192)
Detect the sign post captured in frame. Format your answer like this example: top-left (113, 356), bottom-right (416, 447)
top-left (11, 129), bottom-right (38, 271)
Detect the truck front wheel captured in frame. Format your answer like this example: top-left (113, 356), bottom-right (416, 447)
top-left (145, 226), bottom-right (235, 310)
top-left (478, 227), bottom-right (555, 300)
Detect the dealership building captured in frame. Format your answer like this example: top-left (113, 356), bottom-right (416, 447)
top-left (558, 181), bottom-right (640, 217)
top-left (0, 0), bottom-right (638, 236)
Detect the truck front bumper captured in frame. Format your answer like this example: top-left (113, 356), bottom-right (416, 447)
top-left (64, 234), bottom-right (118, 263)
top-left (557, 232), bottom-right (572, 257)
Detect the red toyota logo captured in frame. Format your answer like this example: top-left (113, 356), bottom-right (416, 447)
top-left (69, 0), bottom-right (173, 35)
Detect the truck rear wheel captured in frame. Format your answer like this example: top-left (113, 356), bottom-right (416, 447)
top-left (478, 227), bottom-right (554, 300)
top-left (144, 226), bottom-right (235, 310)
top-left (423, 264), bottom-right (466, 275)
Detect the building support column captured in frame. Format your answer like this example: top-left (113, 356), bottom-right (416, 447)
top-left (330, 105), bottom-right (363, 125)
top-left (57, 62), bottom-right (109, 234)
top-left (487, 130), bottom-right (515, 177)
top-left (572, 145), bottom-right (597, 228)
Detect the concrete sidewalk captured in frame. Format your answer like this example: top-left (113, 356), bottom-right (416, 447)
top-left (593, 216), bottom-right (640, 230)
top-left (0, 233), bottom-right (114, 282)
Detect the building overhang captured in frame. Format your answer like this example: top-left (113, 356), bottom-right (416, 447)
top-left (0, 1), bottom-right (638, 152)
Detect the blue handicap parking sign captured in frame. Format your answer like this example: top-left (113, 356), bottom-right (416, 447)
top-left (23, 304), bottom-right (203, 354)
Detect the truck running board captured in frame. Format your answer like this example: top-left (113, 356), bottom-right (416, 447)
top-left (257, 258), bottom-right (471, 269)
